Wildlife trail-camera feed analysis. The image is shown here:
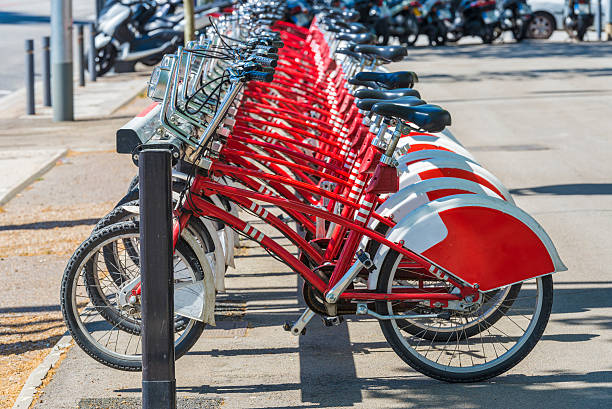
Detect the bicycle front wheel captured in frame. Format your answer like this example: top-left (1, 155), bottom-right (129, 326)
top-left (60, 221), bottom-right (205, 371)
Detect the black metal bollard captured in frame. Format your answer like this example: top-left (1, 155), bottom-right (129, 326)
top-left (42, 36), bottom-right (51, 107)
top-left (76, 24), bottom-right (85, 86)
top-left (88, 23), bottom-right (97, 82)
top-left (25, 39), bottom-right (35, 115)
top-left (139, 148), bottom-right (176, 409)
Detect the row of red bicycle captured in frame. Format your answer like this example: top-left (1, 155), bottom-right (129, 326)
top-left (60, 0), bottom-right (565, 383)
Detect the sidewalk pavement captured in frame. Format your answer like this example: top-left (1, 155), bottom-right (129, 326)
top-left (0, 71), bottom-right (151, 206)
top-left (0, 71), bottom-right (150, 409)
top-left (23, 40), bottom-right (612, 408)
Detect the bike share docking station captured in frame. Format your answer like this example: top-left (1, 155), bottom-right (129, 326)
top-left (138, 145), bottom-right (176, 409)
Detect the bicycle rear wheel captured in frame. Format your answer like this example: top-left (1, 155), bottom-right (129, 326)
top-left (376, 250), bottom-right (553, 382)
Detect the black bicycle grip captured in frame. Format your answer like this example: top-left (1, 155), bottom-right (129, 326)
top-left (253, 55), bottom-right (278, 68)
top-left (255, 45), bottom-right (278, 54)
top-left (255, 49), bottom-right (279, 59)
top-left (247, 71), bottom-right (274, 83)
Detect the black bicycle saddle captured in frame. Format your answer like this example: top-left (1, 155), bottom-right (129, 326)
top-left (356, 95), bottom-right (426, 111)
top-left (354, 88), bottom-right (421, 100)
top-left (371, 103), bottom-right (451, 132)
top-left (353, 45), bottom-right (408, 62)
top-left (353, 71), bottom-right (418, 89)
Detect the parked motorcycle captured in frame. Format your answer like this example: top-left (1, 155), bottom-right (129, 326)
top-left (90, 0), bottom-right (223, 76)
top-left (497, 0), bottom-right (532, 41)
top-left (563, 0), bottom-right (594, 41)
top-left (421, 0), bottom-right (453, 45)
top-left (386, 0), bottom-right (423, 46)
top-left (448, 0), bottom-right (501, 44)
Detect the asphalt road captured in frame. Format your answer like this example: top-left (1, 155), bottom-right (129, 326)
top-left (0, 0), bottom-right (95, 94)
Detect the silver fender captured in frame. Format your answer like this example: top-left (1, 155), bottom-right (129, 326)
top-left (175, 228), bottom-right (216, 325)
top-left (368, 194), bottom-right (567, 292)
top-left (208, 194), bottom-right (235, 276)
top-left (170, 191), bottom-right (225, 291)
top-left (196, 218), bottom-right (227, 292)
top-left (398, 158), bottom-right (515, 204)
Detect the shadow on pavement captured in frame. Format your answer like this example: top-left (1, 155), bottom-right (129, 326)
top-left (0, 218), bottom-right (98, 231)
top-left (510, 183), bottom-right (612, 196)
top-left (410, 41), bottom-right (612, 60)
top-left (420, 68), bottom-right (612, 83)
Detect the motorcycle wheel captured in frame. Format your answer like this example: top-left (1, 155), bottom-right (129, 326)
top-left (432, 21), bottom-right (448, 46)
top-left (87, 43), bottom-right (117, 77)
top-left (376, 249), bottom-right (553, 383)
top-left (575, 15), bottom-right (589, 41)
top-left (565, 15), bottom-right (589, 41)
top-left (512, 17), bottom-right (528, 42)
top-left (446, 30), bottom-right (463, 42)
top-left (480, 24), bottom-right (495, 44)
top-left (403, 14), bottom-right (420, 46)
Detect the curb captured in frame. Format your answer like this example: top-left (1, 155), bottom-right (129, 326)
top-left (0, 149), bottom-right (68, 207)
top-left (11, 334), bottom-right (72, 409)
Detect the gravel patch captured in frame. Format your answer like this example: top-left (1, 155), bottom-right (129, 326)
top-left (0, 312), bottom-right (66, 409)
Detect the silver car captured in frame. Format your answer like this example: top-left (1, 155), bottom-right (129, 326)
top-left (527, 0), bottom-right (609, 38)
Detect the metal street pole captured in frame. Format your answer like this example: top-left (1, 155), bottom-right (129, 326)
top-left (42, 36), bottom-right (52, 107)
top-left (77, 24), bottom-right (85, 87)
top-left (51, 0), bottom-right (74, 121)
top-left (184, 0), bottom-right (195, 43)
top-left (25, 40), bottom-right (35, 115)
top-left (95, 0), bottom-right (104, 23)
top-left (596, 0), bottom-right (602, 40)
top-left (608, 0), bottom-right (612, 40)
top-left (88, 23), bottom-right (97, 82)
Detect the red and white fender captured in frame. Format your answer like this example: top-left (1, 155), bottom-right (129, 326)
top-left (361, 177), bottom-right (503, 250)
top-left (397, 133), bottom-right (475, 160)
top-left (368, 194), bottom-right (567, 292)
top-left (397, 158), bottom-right (515, 204)
top-left (397, 149), bottom-right (478, 168)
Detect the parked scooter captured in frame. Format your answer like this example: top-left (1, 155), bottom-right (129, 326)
top-left (497, 0), bottom-right (532, 41)
top-left (386, 0), bottom-right (423, 46)
top-left (90, 0), bottom-right (222, 76)
top-left (563, 0), bottom-right (594, 41)
top-left (448, 0), bottom-right (501, 44)
top-left (420, 0), bottom-right (453, 45)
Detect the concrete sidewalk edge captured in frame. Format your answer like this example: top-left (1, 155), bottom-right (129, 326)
top-left (11, 335), bottom-right (73, 409)
top-left (0, 149), bottom-right (68, 207)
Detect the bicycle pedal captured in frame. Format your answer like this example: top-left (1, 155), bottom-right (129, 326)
top-left (322, 316), bottom-right (344, 327)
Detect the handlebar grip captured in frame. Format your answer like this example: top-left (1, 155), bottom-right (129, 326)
top-left (247, 71), bottom-right (274, 83)
top-left (253, 55), bottom-right (278, 68)
top-left (255, 45), bottom-right (278, 54)
top-left (255, 49), bottom-right (279, 59)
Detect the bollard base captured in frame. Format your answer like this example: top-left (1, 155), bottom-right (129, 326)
top-left (142, 380), bottom-right (176, 409)
top-left (51, 61), bottom-right (74, 121)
